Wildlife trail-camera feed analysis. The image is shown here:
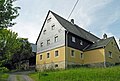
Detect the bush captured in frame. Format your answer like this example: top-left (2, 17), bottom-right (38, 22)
top-left (0, 67), bottom-right (9, 73)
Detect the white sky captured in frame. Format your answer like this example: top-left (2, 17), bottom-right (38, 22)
top-left (10, 0), bottom-right (120, 47)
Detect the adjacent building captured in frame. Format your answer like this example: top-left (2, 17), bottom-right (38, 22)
top-left (36, 10), bottom-right (120, 70)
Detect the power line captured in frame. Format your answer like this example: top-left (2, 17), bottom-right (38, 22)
top-left (67, 0), bottom-right (79, 19)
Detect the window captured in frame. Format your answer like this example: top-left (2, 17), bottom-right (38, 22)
top-left (71, 50), bottom-right (75, 57)
top-left (72, 36), bottom-right (75, 42)
top-left (47, 53), bottom-right (50, 58)
top-left (109, 51), bottom-right (112, 58)
top-left (47, 39), bottom-right (50, 45)
top-left (40, 55), bottom-right (42, 60)
top-left (47, 17), bottom-right (51, 23)
top-left (80, 53), bottom-right (83, 59)
top-left (41, 42), bottom-right (43, 47)
top-left (43, 30), bottom-right (46, 34)
top-left (80, 40), bottom-right (83, 45)
top-left (55, 64), bottom-right (58, 68)
top-left (55, 36), bottom-right (58, 42)
top-left (55, 50), bottom-right (59, 57)
top-left (51, 24), bottom-right (55, 30)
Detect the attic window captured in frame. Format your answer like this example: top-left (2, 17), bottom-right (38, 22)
top-left (72, 36), bottom-right (75, 42)
top-left (51, 24), bottom-right (55, 30)
top-left (47, 39), bottom-right (50, 45)
top-left (109, 51), bottom-right (112, 58)
top-left (80, 40), bottom-right (83, 45)
top-left (41, 42), bottom-right (43, 47)
top-left (43, 30), bottom-right (46, 34)
top-left (55, 36), bottom-right (58, 42)
top-left (47, 17), bottom-right (51, 23)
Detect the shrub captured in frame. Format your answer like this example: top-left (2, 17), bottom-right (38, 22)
top-left (0, 67), bottom-right (9, 73)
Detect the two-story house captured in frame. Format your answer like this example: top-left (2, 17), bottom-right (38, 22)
top-left (36, 10), bottom-right (120, 70)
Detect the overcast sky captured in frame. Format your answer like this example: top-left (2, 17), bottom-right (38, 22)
top-left (10, 0), bottom-right (120, 47)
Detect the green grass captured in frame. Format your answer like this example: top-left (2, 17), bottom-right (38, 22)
top-left (29, 66), bottom-right (120, 81)
top-left (0, 72), bottom-right (9, 81)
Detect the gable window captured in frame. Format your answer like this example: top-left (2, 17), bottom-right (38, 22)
top-left (71, 50), bottom-right (75, 57)
top-left (47, 39), bottom-right (50, 45)
top-left (41, 42), bottom-right (43, 47)
top-left (47, 53), bottom-right (50, 58)
top-left (109, 51), bottom-right (112, 58)
top-left (47, 17), bottom-right (51, 23)
top-left (40, 55), bottom-right (42, 60)
top-left (43, 30), bottom-right (46, 34)
top-left (80, 53), bottom-right (84, 59)
top-left (51, 24), bottom-right (55, 30)
top-left (72, 36), bottom-right (75, 42)
top-left (55, 36), bottom-right (58, 42)
top-left (55, 50), bottom-right (59, 57)
top-left (80, 40), bottom-right (83, 45)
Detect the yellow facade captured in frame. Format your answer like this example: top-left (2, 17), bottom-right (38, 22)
top-left (36, 46), bottom-right (65, 65)
top-left (105, 39), bottom-right (120, 64)
top-left (84, 48), bottom-right (105, 64)
top-left (36, 39), bottom-right (120, 70)
top-left (66, 47), bottom-right (83, 64)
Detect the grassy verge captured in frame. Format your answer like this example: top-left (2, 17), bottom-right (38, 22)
top-left (0, 72), bottom-right (9, 81)
top-left (29, 66), bottom-right (120, 81)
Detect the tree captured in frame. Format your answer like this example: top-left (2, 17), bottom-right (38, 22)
top-left (0, 0), bottom-right (20, 28)
top-left (0, 29), bottom-right (21, 67)
top-left (11, 38), bottom-right (33, 70)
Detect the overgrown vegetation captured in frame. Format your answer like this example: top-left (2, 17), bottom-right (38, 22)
top-left (29, 66), bottom-right (120, 81)
top-left (0, 72), bottom-right (9, 81)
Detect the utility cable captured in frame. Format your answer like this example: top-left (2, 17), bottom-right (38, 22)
top-left (67, 0), bottom-right (79, 19)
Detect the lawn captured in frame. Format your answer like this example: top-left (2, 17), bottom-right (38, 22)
top-left (0, 73), bottom-right (9, 81)
top-left (29, 66), bottom-right (120, 81)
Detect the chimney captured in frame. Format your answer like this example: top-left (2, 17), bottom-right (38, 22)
top-left (71, 19), bottom-right (74, 24)
top-left (103, 33), bottom-right (107, 39)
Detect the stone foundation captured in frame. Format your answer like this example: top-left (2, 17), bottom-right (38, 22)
top-left (36, 61), bottom-right (65, 71)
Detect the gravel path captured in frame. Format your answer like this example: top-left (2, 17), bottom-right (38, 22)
top-left (7, 71), bottom-right (34, 81)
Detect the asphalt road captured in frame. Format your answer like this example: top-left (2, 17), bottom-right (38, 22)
top-left (7, 71), bottom-right (34, 81)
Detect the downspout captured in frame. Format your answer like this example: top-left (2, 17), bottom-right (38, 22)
top-left (65, 31), bottom-right (68, 69)
top-left (103, 46), bottom-right (106, 68)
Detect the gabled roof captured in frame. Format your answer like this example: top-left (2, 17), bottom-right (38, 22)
top-left (85, 37), bottom-right (114, 51)
top-left (51, 11), bottom-right (100, 42)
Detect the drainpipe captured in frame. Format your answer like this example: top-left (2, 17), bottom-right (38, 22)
top-left (65, 31), bottom-right (68, 69)
top-left (103, 46), bottom-right (106, 68)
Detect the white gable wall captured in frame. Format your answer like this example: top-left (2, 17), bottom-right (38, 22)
top-left (37, 12), bottom-right (66, 53)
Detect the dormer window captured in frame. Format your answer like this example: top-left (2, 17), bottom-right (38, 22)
top-left (72, 36), bottom-right (75, 42)
top-left (47, 17), bottom-right (51, 23)
top-left (51, 24), bottom-right (55, 30)
top-left (80, 40), bottom-right (83, 45)
top-left (43, 30), bottom-right (46, 34)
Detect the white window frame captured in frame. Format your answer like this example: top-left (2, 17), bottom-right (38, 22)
top-left (47, 39), bottom-right (50, 45)
top-left (80, 40), bottom-right (83, 45)
top-left (80, 53), bottom-right (84, 59)
top-left (109, 51), bottom-right (112, 58)
top-left (47, 53), bottom-right (50, 58)
top-left (47, 17), bottom-right (51, 23)
top-left (41, 42), bottom-right (43, 47)
top-left (40, 55), bottom-right (42, 60)
top-left (43, 30), bottom-right (46, 34)
top-left (55, 50), bottom-right (59, 57)
top-left (51, 24), bottom-right (55, 30)
top-left (71, 50), bottom-right (75, 57)
top-left (55, 36), bottom-right (58, 42)
top-left (72, 36), bottom-right (75, 42)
